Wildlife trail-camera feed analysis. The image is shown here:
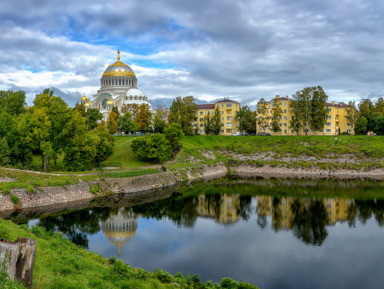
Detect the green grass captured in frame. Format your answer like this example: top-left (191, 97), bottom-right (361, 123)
top-left (0, 219), bottom-right (259, 289)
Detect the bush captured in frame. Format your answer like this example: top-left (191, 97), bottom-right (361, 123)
top-left (164, 123), bottom-right (184, 149)
top-left (26, 184), bottom-right (35, 194)
top-left (2, 189), bottom-right (10, 195)
top-left (10, 195), bottom-right (19, 204)
top-left (131, 133), bottom-right (172, 163)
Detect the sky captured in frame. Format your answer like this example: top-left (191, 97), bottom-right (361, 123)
top-left (1, 0), bottom-right (384, 108)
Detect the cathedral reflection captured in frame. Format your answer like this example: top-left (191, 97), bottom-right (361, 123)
top-left (101, 208), bottom-right (137, 256)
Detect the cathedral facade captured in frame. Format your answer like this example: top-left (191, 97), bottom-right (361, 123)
top-left (81, 51), bottom-right (152, 119)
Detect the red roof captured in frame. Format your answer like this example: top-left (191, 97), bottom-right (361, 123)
top-left (195, 104), bottom-right (215, 109)
top-left (215, 99), bottom-right (239, 104)
top-left (336, 102), bottom-right (348, 108)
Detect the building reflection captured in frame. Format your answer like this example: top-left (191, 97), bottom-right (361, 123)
top-left (256, 196), bottom-right (355, 230)
top-left (196, 194), bottom-right (240, 225)
top-left (101, 208), bottom-right (137, 256)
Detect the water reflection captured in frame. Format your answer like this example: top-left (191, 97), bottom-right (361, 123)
top-left (21, 181), bottom-right (384, 288)
top-left (101, 208), bottom-right (137, 256)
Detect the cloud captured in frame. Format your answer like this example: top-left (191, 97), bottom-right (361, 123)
top-left (1, 0), bottom-right (384, 106)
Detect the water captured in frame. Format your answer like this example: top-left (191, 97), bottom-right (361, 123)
top-left (14, 179), bottom-right (384, 288)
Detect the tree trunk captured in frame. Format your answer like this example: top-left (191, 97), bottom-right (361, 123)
top-left (0, 237), bottom-right (36, 288)
top-left (43, 154), bottom-right (48, 172)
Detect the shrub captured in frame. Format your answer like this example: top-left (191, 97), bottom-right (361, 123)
top-left (10, 195), bottom-right (19, 204)
top-left (2, 189), bottom-right (10, 195)
top-left (131, 133), bottom-right (172, 163)
top-left (26, 184), bottom-right (35, 194)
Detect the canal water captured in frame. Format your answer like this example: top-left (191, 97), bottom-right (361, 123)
top-left (16, 179), bottom-right (384, 288)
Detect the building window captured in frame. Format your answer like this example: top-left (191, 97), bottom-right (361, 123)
top-left (284, 129), bottom-right (287, 133)
top-left (221, 111), bottom-right (224, 114)
top-left (226, 129), bottom-right (232, 133)
top-left (200, 111), bottom-right (203, 115)
top-left (284, 116), bottom-right (287, 120)
top-left (311, 129), bottom-right (316, 133)
top-left (221, 117), bottom-right (224, 121)
top-left (303, 129), bottom-right (308, 133)
top-left (328, 108), bottom-right (332, 112)
top-left (327, 115), bottom-right (331, 119)
top-left (226, 123), bottom-right (232, 127)
top-left (347, 129), bottom-right (351, 134)
top-left (200, 124), bottom-right (204, 127)
top-left (279, 116), bottom-right (282, 120)
top-left (279, 123), bottom-right (282, 127)
top-left (319, 129), bottom-right (323, 133)
top-left (291, 129), bottom-right (294, 133)
top-left (227, 104), bottom-right (232, 107)
top-left (326, 122), bottom-right (331, 126)
top-left (284, 123), bottom-right (287, 127)
top-left (119, 79), bottom-right (121, 85)
top-left (221, 130), bottom-right (224, 133)
top-left (227, 116), bottom-right (232, 121)
top-left (347, 123), bottom-right (351, 127)
top-left (326, 129), bottom-right (332, 133)
top-left (199, 118), bottom-right (204, 121)
top-left (284, 109), bottom-right (287, 113)
top-left (200, 130), bottom-right (204, 134)
top-left (284, 102), bottom-right (287, 106)
top-left (222, 104), bottom-right (224, 108)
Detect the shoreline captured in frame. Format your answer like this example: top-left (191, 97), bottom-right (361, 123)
top-left (1, 164), bottom-right (384, 215)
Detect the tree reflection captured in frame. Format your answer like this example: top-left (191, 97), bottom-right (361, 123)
top-left (290, 199), bottom-right (328, 246)
top-left (36, 207), bottom-right (112, 248)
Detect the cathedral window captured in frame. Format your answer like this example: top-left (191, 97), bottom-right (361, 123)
top-left (119, 79), bottom-right (121, 85)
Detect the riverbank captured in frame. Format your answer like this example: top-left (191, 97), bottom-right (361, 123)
top-left (3, 162), bottom-right (384, 216)
top-left (0, 218), bottom-right (259, 289)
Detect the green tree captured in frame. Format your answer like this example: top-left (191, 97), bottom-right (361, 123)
top-left (74, 102), bottom-right (86, 117)
top-left (153, 105), bottom-right (169, 133)
top-left (235, 105), bottom-right (256, 134)
top-left (169, 96), bottom-right (196, 135)
top-left (291, 87), bottom-right (312, 135)
top-left (131, 133), bottom-right (172, 163)
top-left (0, 137), bottom-right (10, 165)
top-left (309, 86), bottom-right (328, 133)
top-left (374, 97), bottom-right (384, 114)
top-left (271, 97), bottom-right (282, 134)
top-left (135, 103), bottom-right (152, 132)
top-left (346, 101), bottom-right (359, 133)
top-left (256, 98), bottom-right (270, 133)
top-left (0, 90), bottom-right (26, 116)
top-left (86, 108), bottom-right (103, 130)
top-left (118, 112), bottom-right (138, 134)
top-left (203, 113), bottom-right (213, 135)
top-left (92, 124), bottom-right (114, 164)
top-left (355, 116), bottom-right (368, 135)
top-left (62, 111), bottom-right (99, 171)
top-left (107, 111), bottom-right (118, 134)
top-left (212, 107), bottom-right (222, 135)
top-left (359, 99), bottom-right (374, 131)
top-left (30, 90), bottom-right (73, 170)
top-left (164, 123), bottom-right (184, 149)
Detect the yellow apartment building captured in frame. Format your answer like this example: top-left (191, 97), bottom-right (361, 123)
top-left (256, 95), bottom-right (353, 135)
top-left (193, 98), bottom-right (240, 135)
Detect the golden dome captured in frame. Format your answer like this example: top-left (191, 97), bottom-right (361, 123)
top-left (102, 50), bottom-right (136, 78)
top-left (84, 101), bottom-right (91, 107)
top-left (81, 94), bottom-right (88, 101)
top-left (106, 99), bottom-right (114, 105)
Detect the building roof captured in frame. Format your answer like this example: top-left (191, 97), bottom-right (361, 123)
top-left (196, 104), bottom-right (215, 110)
top-left (336, 102), bottom-right (348, 108)
top-left (215, 99), bottom-right (239, 104)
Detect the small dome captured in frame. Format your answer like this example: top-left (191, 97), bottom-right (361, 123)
top-left (126, 88), bottom-right (145, 97)
top-left (102, 51), bottom-right (136, 78)
top-left (84, 101), bottom-right (91, 107)
top-left (81, 94), bottom-right (88, 101)
top-left (106, 99), bottom-right (114, 105)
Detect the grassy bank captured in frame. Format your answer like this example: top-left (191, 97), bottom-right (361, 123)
top-left (0, 219), bottom-right (259, 289)
top-left (165, 135), bottom-right (384, 170)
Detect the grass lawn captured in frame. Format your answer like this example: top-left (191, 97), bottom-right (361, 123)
top-left (0, 219), bottom-right (259, 289)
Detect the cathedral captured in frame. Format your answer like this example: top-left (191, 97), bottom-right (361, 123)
top-left (81, 51), bottom-right (152, 119)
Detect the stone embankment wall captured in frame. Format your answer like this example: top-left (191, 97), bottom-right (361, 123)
top-left (0, 182), bottom-right (94, 216)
